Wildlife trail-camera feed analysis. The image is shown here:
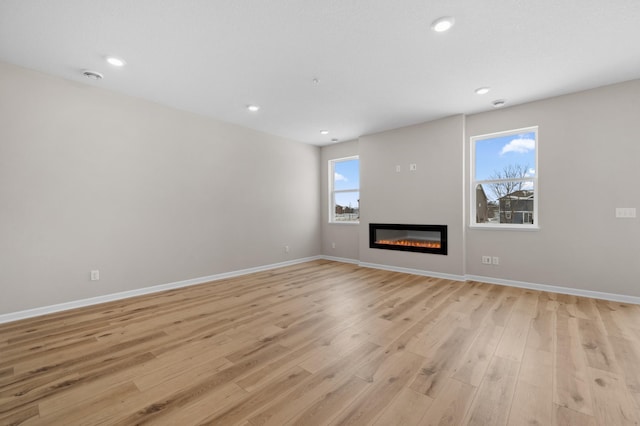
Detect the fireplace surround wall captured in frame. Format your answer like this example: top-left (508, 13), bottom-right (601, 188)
top-left (369, 223), bottom-right (448, 255)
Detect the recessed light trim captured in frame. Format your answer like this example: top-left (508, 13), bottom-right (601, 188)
top-left (247, 105), bottom-right (260, 112)
top-left (475, 87), bottom-right (491, 95)
top-left (106, 56), bottom-right (126, 67)
top-left (492, 99), bottom-right (507, 108)
top-left (431, 16), bottom-right (455, 32)
top-left (320, 130), bottom-right (329, 135)
top-left (82, 70), bottom-right (103, 80)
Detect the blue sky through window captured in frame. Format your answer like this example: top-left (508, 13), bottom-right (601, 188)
top-left (475, 131), bottom-right (536, 181)
top-left (334, 158), bottom-right (359, 207)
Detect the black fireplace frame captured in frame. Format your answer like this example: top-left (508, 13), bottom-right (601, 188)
top-left (369, 223), bottom-right (448, 255)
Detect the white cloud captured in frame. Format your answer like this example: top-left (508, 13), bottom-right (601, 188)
top-left (500, 138), bottom-right (535, 155)
top-left (526, 168), bottom-right (536, 177)
top-left (334, 172), bottom-right (348, 182)
top-left (522, 181), bottom-right (534, 190)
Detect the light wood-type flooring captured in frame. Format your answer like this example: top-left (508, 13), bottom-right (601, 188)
top-left (1, 260), bottom-right (640, 425)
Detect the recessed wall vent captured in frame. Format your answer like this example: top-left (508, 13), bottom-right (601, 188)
top-left (82, 70), bottom-right (104, 80)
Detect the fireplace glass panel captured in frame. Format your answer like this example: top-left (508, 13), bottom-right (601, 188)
top-left (369, 224), bottom-right (447, 255)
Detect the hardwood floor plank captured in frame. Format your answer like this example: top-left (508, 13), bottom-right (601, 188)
top-left (409, 325), bottom-right (477, 398)
top-left (34, 381), bottom-right (140, 425)
top-left (493, 291), bottom-right (537, 362)
top-left (463, 355), bottom-right (520, 426)
top-left (588, 367), bottom-right (640, 425)
top-left (372, 387), bottom-right (433, 426)
top-left (418, 378), bottom-right (476, 426)
top-left (577, 318), bottom-right (620, 373)
top-left (553, 404), bottom-right (597, 426)
top-left (0, 404), bottom-right (39, 426)
top-left (554, 309), bottom-right (594, 416)
top-left (329, 350), bottom-right (426, 425)
top-left (526, 291), bottom-right (556, 352)
top-left (507, 348), bottom-right (553, 426)
top-left (285, 375), bottom-right (370, 426)
top-left (607, 335), bottom-right (640, 409)
top-left (198, 366), bottom-right (312, 425)
top-left (247, 341), bottom-right (380, 426)
top-left (452, 324), bottom-right (504, 387)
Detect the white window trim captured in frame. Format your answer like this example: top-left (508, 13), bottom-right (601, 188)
top-left (470, 126), bottom-right (539, 230)
top-left (329, 155), bottom-right (359, 224)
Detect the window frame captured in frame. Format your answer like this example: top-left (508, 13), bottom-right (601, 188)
top-left (470, 126), bottom-right (539, 230)
top-left (329, 155), bottom-right (360, 224)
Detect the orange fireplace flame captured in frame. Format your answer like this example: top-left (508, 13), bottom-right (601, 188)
top-left (376, 239), bottom-right (441, 249)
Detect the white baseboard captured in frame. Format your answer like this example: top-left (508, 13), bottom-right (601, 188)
top-left (0, 256), bottom-right (322, 325)
top-left (320, 255), bottom-right (359, 265)
top-left (3, 256), bottom-right (638, 324)
top-left (466, 274), bottom-right (640, 305)
top-left (357, 261), bottom-right (467, 282)
top-left (328, 257), bottom-right (640, 304)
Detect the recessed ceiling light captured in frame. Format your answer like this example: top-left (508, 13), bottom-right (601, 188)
top-left (82, 70), bottom-right (103, 80)
top-left (247, 105), bottom-right (260, 112)
top-left (475, 87), bottom-right (491, 95)
top-left (331, 138), bottom-right (339, 143)
top-left (431, 16), bottom-right (455, 32)
top-left (492, 99), bottom-right (507, 108)
top-left (320, 130), bottom-right (329, 135)
top-left (106, 57), bottom-right (126, 67)
top-left (312, 78), bottom-right (320, 84)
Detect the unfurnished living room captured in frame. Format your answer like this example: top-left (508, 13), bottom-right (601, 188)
top-left (1, 1), bottom-right (640, 425)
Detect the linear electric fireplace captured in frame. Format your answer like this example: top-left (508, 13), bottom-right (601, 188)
top-left (369, 223), bottom-right (447, 255)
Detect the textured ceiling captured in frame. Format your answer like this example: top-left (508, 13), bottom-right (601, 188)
top-left (1, 0), bottom-right (640, 145)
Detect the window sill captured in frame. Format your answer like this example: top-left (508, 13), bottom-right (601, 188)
top-left (469, 224), bottom-right (540, 231)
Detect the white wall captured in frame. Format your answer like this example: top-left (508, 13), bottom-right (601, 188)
top-left (320, 79), bottom-right (640, 299)
top-left (465, 80), bottom-right (640, 297)
top-left (358, 115), bottom-right (465, 277)
top-left (3, 59), bottom-right (639, 317)
top-left (0, 62), bottom-right (321, 314)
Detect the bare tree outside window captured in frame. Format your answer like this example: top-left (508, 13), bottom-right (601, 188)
top-left (486, 164), bottom-right (530, 199)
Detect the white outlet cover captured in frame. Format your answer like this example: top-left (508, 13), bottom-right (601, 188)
top-left (616, 207), bottom-right (637, 218)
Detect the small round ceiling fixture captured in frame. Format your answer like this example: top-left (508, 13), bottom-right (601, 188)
top-left (82, 70), bottom-right (103, 80)
top-left (106, 56), bottom-right (126, 67)
top-left (247, 105), bottom-right (260, 112)
top-left (331, 138), bottom-right (339, 143)
top-left (320, 130), bottom-right (329, 135)
top-left (431, 16), bottom-right (455, 32)
top-left (475, 87), bottom-right (491, 95)
top-left (492, 99), bottom-right (507, 108)
top-left (312, 78), bottom-right (320, 84)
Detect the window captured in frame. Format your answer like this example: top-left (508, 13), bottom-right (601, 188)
top-left (471, 127), bottom-right (538, 228)
top-left (329, 156), bottom-right (359, 223)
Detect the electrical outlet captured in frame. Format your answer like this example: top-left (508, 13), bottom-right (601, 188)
top-left (492, 257), bottom-right (500, 265)
top-left (285, 245), bottom-right (290, 253)
top-left (395, 165), bottom-right (401, 173)
top-left (90, 270), bottom-right (100, 281)
top-left (616, 207), bottom-right (637, 218)
top-left (331, 242), bottom-right (336, 249)
top-left (482, 256), bottom-right (491, 265)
